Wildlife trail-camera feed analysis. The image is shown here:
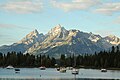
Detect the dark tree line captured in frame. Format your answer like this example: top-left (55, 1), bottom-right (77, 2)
top-left (0, 52), bottom-right (56, 68)
top-left (60, 46), bottom-right (120, 68)
top-left (0, 46), bottom-right (120, 68)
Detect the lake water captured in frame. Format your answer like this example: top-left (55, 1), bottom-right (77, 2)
top-left (0, 68), bottom-right (120, 80)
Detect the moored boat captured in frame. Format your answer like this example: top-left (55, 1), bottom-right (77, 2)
top-left (59, 68), bottom-right (66, 73)
top-left (39, 66), bottom-right (46, 70)
top-left (15, 68), bottom-right (20, 71)
top-left (56, 68), bottom-right (60, 71)
top-left (15, 68), bottom-right (20, 73)
top-left (6, 65), bottom-right (14, 69)
top-left (72, 68), bottom-right (79, 74)
top-left (101, 69), bottom-right (107, 72)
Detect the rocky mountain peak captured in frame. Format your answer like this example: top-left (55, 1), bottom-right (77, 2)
top-left (107, 35), bottom-right (117, 39)
top-left (88, 32), bottom-right (102, 42)
top-left (104, 35), bottom-right (120, 45)
top-left (27, 29), bottom-right (39, 37)
top-left (17, 29), bottom-right (41, 45)
top-left (47, 24), bottom-right (68, 38)
top-left (68, 29), bottom-right (80, 37)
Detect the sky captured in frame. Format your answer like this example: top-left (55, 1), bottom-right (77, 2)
top-left (0, 0), bottom-right (120, 46)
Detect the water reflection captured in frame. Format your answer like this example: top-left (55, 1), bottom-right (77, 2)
top-left (0, 68), bottom-right (120, 80)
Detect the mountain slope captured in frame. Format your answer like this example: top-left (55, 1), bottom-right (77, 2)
top-left (27, 26), bottom-right (104, 57)
top-left (0, 29), bottom-right (45, 54)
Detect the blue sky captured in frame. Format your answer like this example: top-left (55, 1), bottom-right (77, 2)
top-left (0, 0), bottom-right (120, 46)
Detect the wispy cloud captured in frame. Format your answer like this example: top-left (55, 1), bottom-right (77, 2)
top-left (0, 34), bottom-right (13, 38)
top-left (0, 23), bottom-right (34, 29)
top-left (94, 2), bottom-right (120, 15)
top-left (0, 23), bottom-right (18, 28)
top-left (0, 0), bottom-right (43, 14)
top-left (0, 34), bottom-right (7, 38)
top-left (51, 0), bottom-right (100, 12)
top-left (0, 34), bottom-right (18, 46)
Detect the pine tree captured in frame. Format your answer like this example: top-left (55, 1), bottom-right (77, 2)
top-left (111, 46), bottom-right (115, 53)
top-left (0, 52), bottom-right (3, 66)
top-left (51, 57), bottom-right (56, 67)
top-left (60, 54), bottom-right (66, 67)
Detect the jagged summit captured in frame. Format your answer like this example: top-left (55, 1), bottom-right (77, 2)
top-left (106, 35), bottom-right (117, 39)
top-left (27, 29), bottom-right (39, 37)
top-left (48, 24), bottom-right (67, 35)
top-left (34, 29), bottom-right (39, 34)
top-left (104, 35), bottom-right (120, 45)
top-left (46, 24), bottom-right (68, 39)
top-left (88, 32), bottom-right (102, 42)
top-left (17, 29), bottom-right (45, 47)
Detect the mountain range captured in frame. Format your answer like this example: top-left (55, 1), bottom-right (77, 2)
top-left (0, 25), bottom-right (120, 57)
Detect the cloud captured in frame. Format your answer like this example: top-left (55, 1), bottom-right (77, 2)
top-left (51, 0), bottom-right (100, 12)
top-left (0, 23), bottom-right (35, 30)
top-left (0, 34), bottom-right (13, 38)
top-left (0, 34), bottom-right (18, 46)
top-left (0, 0), bottom-right (43, 14)
top-left (0, 24), bottom-right (18, 28)
top-left (0, 34), bottom-right (6, 37)
top-left (94, 2), bottom-right (120, 15)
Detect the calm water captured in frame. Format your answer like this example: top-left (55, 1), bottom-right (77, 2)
top-left (0, 68), bottom-right (120, 80)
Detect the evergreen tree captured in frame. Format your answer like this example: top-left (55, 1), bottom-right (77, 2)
top-left (51, 57), bottom-right (56, 67)
top-left (0, 52), bottom-right (3, 66)
top-left (95, 60), bottom-right (98, 68)
top-left (46, 55), bottom-right (51, 67)
top-left (116, 46), bottom-right (119, 53)
top-left (60, 54), bottom-right (66, 67)
top-left (111, 46), bottom-right (115, 53)
top-left (104, 59), bottom-right (108, 68)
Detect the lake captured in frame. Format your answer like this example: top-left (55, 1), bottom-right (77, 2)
top-left (0, 68), bottom-right (120, 80)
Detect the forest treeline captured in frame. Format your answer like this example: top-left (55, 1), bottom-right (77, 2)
top-left (0, 46), bottom-right (120, 68)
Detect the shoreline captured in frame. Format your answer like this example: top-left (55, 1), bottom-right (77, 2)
top-left (1, 67), bottom-right (120, 70)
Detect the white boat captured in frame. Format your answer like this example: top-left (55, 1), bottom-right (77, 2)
top-left (6, 65), bottom-right (14, 69)
top-left (39, 66), bottom-right (46, 70)
top-left (59, 68), bottom-right (66, 73)
top-left (72, 68), bottom-right (79, 74)
top-left (56, 68), bottom-right (60, 71)
top-left (101, 69), bottom-right (107, 72)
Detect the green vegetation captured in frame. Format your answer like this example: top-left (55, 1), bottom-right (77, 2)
top-left (0, 52), bottom-right (56, 68)
top-left (0, 46), bottom-right (120, 69)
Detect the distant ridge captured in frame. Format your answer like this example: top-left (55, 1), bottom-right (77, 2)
top-left (0, 24), bottom-right (120, 57)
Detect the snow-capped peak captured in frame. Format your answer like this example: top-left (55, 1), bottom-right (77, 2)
top-left (48, 24), bottom-right (68, 37)
top-left (107, 35), bottom-right (117, 39)
top-left (88, 32), bottom-right (101, 42)
top-left (17, 29), bottom-right (40, 45)
top-left (104, 35), bottom-right (120, 45)
top-left (27, 29), bottom-right (39, 37)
